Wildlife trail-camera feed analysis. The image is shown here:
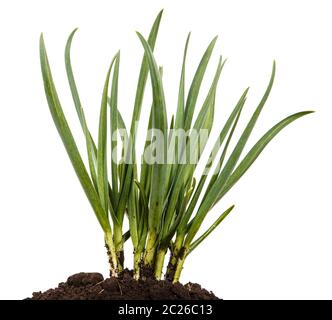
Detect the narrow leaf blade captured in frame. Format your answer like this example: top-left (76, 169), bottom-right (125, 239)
top-left (218, 111), bottom-right (314, 200)
top-left (40, 34), bottom-right (110, 232)
top-left (189, 205), bottom-right (234, 253)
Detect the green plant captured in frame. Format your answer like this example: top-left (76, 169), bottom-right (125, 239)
top-left (39, 10), bottom-right (312, 282)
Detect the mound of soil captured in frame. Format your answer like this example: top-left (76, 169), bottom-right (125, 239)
top-left (28, 270), bottom-right (219, 300)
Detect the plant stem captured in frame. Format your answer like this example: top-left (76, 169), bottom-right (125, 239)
top-left (172, 246), bottom-right (188, 283)
top-left (133, 250), bottom-right (142, 280)
top-left (144, 230), bottom-right (158, 267)
top-left (166, 234), bottom-right (184, 280)
top-left (113, 225), bottom-right (124, 273)
top-left (105, 231), bottom-right (118, 277)
top-left (154, 248), bottom-right (167, 280)
top-left (173, 257), bottom-right (184, 283)
top-left (165, 254), bottom-right (177, 281)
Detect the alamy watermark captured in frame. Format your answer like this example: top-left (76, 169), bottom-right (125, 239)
top-left (110, 124), bottom-right (223, 176)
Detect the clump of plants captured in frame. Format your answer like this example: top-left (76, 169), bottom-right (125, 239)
top-left (39, 10), bottom-right (312, 284)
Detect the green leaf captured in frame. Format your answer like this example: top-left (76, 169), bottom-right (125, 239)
top-left (117, 10), bottom-right (163, 228)
top-left (122, 230), bottom-right (131, 243)
top-left (136, 33), bottom-right (167, 141)
top-left (116, 108), bottom-right (128, 188)
top-left (189, 205), bottom-right (234, 253)
top-left (110, 52), bottom-right (120, 200)
top-left (127, 183), bottom-right (139, 248)
top-left (97, 53), bottom-right (119, 213)
top-left (204, 97), bottom-right (245, 196)
top-left (165, 34), bottom-right (191, 210)
top-left (184, 36), bottom-right (218, 131)
top-left (140, 100), bottom-right (154, 194)
top-left (134, 180), bottom-right (150, 250)
top-left (108, 97), bottom-right (128, 189)
top-left (175, 33), bottom-right (190, 131)
top-left (65, 28), bottom-right (98, 189)
top-left (40, 34), bottom-right (110, 233)
top-left (217, 111), bottom-right (314, 201)
top-left (178, 89), bottom-right (247, 234)
top-left (185, 62), bottom-right (276, 246)
top-left (161, 57), bottom-right (225, 241)
top-left (134, 180), bottom-right (149, 218)
top-left (136, 32), bottom-right (168, 232)
top-left (130, 10), bottom-right (163, 138)
top-left (140, 66), bottom-right (163, 198)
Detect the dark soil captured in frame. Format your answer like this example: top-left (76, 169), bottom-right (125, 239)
top-left (28, 270), bottom-right (219, 300)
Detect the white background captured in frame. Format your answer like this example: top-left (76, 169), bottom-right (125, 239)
top-left (0, 0), bottom-right (330, 300)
